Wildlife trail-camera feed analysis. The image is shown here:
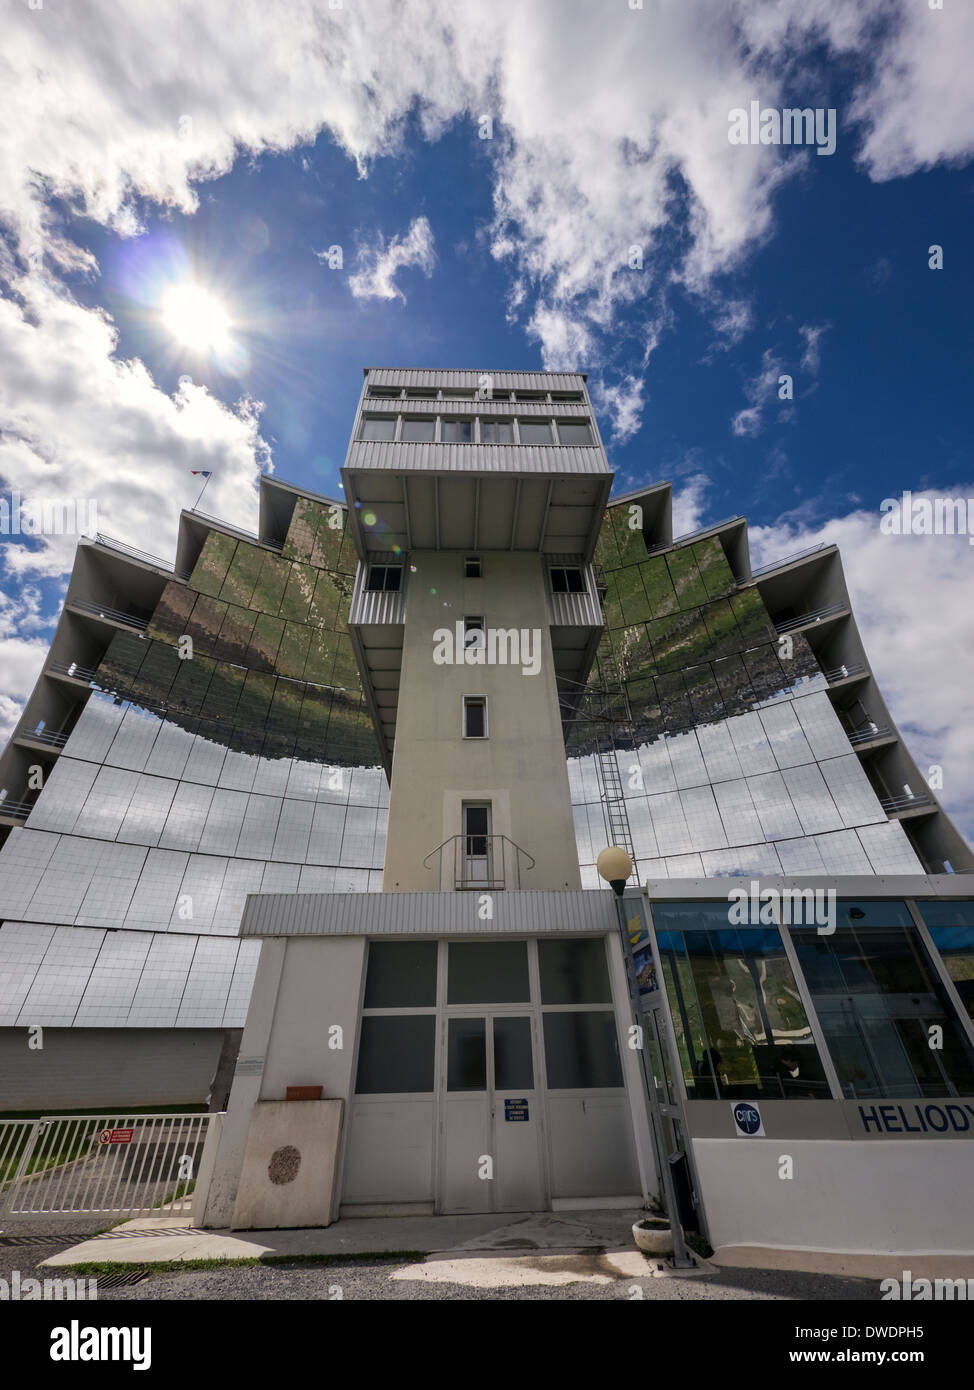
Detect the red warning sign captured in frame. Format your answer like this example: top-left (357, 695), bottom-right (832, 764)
top-left (98, 1127), bottom-right (134, 1145)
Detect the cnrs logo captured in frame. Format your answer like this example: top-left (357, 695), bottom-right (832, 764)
top-left (734, 1103), bottom-right (762, 1135)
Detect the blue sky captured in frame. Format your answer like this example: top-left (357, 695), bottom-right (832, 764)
top-left (1, 0), bottom-right (973, 832)
top-left (59, 113), bottom-right (973, 534)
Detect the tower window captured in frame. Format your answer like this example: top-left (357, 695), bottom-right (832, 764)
top-left (465, 556), bottom-right (482, 579)
top-left (366, 565), bottom-right (402, 592)
top-left (462, 695), bottom-right (488, 738)
top-left (556, 420), bottom-right (594, 446)
top-left (442, 419), bottom-right (473, 443)
top-left (359, 415), bottom-right (397, 442)
top-left (550, 567), bottom-right (586, 593)
top-left (518, 419), bottom-right (553, 444)
top-left (401, 417), bottom-right (435, 442)
top-left (481, 419), bottom-right (514, 444)
top-left (464, 617), bottom-right (485, 654)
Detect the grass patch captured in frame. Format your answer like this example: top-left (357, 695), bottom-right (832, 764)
top-left (0, 1105), bottom-right (207, 1120)
top-left (59, 1250), bottom-right (427, 1278)
top-left (61, 1259), bottom-right (260, 1277)
top-left (0, 1131), bottom-right (92, 1184)
top-left (152, 1180), bottom-right (196, 1208)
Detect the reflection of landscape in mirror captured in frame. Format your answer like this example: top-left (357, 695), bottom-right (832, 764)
top-left (790, 903), bottom-right (974, 1099)
top-left (92, 498), bottom-right (381, 772)
top-left (652, 904), bottom-right (827, 1100)
top-left (916, 900), bottom-right (974, 1022)
top-left (566, 510), bottom-right (824, 757)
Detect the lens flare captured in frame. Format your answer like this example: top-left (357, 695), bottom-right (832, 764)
top-left (161, 283), bottom-right (232, 353)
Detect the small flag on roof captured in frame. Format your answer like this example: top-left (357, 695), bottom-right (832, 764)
top-left (190, 471), bottom-right (212, 477)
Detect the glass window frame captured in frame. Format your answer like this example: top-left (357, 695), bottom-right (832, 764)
top-left (550, 566), bottom-right (587, 594)
top-left (440, 417), bottom-right (474, 444)
top-left (462, 694), bottom-right (488, 739)
top-left (359, 414), bottom-right (398, 442)
top-left (554, 419), bottom-right (594, 447)
top-left (517, 418), bottom-right (554, 445)
top-left (365, 565), bottom-right (402, 592)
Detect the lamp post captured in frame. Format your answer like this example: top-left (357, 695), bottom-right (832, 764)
top-left (597, 846), bottom-right (694, 1269)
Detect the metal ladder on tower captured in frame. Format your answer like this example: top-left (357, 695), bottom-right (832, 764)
top-left (598, 746), bottom-right (635, 863)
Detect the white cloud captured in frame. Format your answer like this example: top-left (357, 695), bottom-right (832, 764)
top-left (347, 216), bottom-right (436, 303)
top-left (0, 635), bottom-right (49, 748)
top-left (731, 348), bottom-right (782, 437)
top-left (0, 271), bottom-right (269, 583)
top-left (671, 473), bottom-right (712, 537)
top-left (748, 490), bottom-right (974, 843)
top-left (799, 322), bottom-right (829, 374)
top-left (852, 3), bottom-right (974, 181)
top-left (0, 585), bottom-right (54, 638)
top-left (590, 376), bottom-right (644, 446)
top-left (732, 323), bottom-right (829, 437)
top-left (1, 0), bottom-right (967, 448)
top-left (710, 297), bottom-right (754, 351)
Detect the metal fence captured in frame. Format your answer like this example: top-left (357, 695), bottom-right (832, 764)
top-left (0, 1113), bottom-right (220, 1219)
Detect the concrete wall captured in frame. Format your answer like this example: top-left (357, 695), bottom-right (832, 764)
top-left (693, 1137), bottom-right (974, 1255)
top-left (232, 1099), bottom-right (344, 1229)
top-left (0, 1027), bottom-right (226, 1111)
top-left (203, 937), bottom-right (367, 1228)
top-left (384, 551), bottom-right (581, 892)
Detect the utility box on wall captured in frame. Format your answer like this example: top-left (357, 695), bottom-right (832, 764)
top-left (231, 1099), bottom-right (344, 1230)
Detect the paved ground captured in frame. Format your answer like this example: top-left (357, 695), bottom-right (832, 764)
top-left (0, 1210), bottom-right (890, 1300)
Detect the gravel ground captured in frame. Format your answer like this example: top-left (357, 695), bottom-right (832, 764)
top-left (96, 1261), bottom-right (882, 1301)
top-left (0, 1221), bottom-right (882, 1301)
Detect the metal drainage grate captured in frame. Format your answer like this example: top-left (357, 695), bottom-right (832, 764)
top-left (92, 1269), bottom-right (152, 1289)
top-left (0, 1233), bottom-right (96, 1247)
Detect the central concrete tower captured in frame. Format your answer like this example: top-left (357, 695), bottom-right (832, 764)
top-left (343, 367), bottom-right (612, 891)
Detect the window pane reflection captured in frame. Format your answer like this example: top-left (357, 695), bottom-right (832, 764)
top-left (791, 924), bottom-right (974, 1099)
top-left (654, 917), bottom-right (828, 1100)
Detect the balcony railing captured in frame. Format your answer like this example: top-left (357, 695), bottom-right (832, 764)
top-left (749, 543), bottom-right (829, 579)
top-left (94, 533), bottom-right (175, 572)
top-left (48, 660), bottom-right (99, 683)
top-left (0, 798), bottom-right (34, 820)
top-left (881, 792), bottom-right (931, 813)
top-left (774, 602), bottom-right (847, 633)
top-left (822, 662), bottom-right (866, 683)
top-left (846, 722), bottom-right (892, 746)
top-left (645, 515), bottom-right (742, 556)
top-left (423, 834), bottom-right (536, 891)
top-left (68, 599), bottom-right (149, 630)
top-left (15, 725), bottom-right (69, 748)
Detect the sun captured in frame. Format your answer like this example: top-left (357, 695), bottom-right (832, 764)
top-left (161, 282), bottom-right (232, 352)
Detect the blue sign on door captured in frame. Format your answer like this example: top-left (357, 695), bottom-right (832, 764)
top-left (504, 1098), bottom-right (529, 1122)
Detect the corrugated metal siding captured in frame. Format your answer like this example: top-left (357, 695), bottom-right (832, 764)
top-left (348, 564), bottom-right (406, 625)
top-left (241, 889), bottom-right (619, 937)
top-left (366, 368), bottom-right (588, 393)
top-left (547, 587), bottom-right (603, 628)
top-left (364, 399), bottom-right (592, 417)
top-left (346, 442), bottom-right (609, 475)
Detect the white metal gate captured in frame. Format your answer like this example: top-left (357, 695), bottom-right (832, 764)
top-left (0, 1113), bottom-right (220, 1218)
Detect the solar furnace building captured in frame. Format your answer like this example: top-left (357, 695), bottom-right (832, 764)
top-left (0, 366), bottom-right (970, 1115)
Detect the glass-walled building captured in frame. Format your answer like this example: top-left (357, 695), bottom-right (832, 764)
top-left (631, 884), bottom-right (974, 1255)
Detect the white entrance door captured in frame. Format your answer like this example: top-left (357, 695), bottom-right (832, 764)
top-left (440, 1011), bottom-right (545, 1213)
